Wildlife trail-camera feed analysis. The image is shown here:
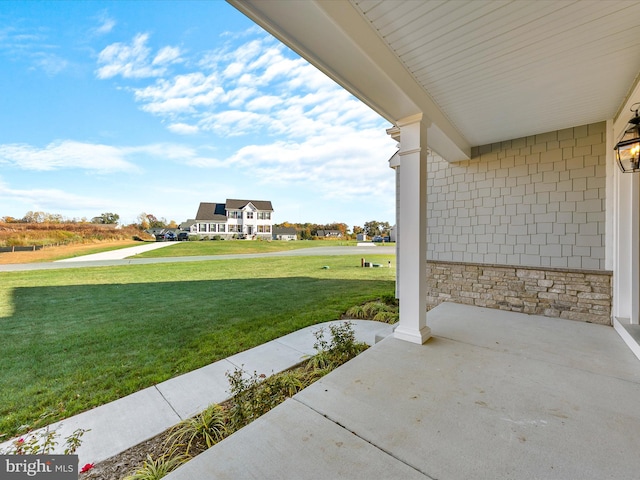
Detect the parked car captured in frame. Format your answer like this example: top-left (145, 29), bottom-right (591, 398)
top-left (165, 232), bottom-right (176, 241)
top-left (177, 232), bottom-right (189, 241)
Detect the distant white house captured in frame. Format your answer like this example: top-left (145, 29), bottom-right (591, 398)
top-left (181, 199), bottom-right (274, 239)
top-left (272, 227), bottom-right (297, 241)
top-left (316, 229), bottom-right (343, 238)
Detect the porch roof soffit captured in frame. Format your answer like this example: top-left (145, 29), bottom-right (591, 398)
top-left (228, 0), bottom-right (470, 162)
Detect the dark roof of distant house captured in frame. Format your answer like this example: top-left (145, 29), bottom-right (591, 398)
top-left (226, 199), bottom-right (273, 211)
top-left (195, 200), bottom-right (274, 220)
top-left (273, 227), bottom-right (297, 235)
top-left (317, 230), bottom-right (343, 237)
top-left (195, 203), bottom-right (228, 221)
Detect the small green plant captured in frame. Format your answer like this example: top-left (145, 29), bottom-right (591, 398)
top-left (226, 369), bottom-right (277, 431)
top-left (362, 301), bottom-right (388, 318)
top-left (166, 404), bottom-right (227, 455)
top-left (345, 296), bottom-right (399, 324)
top-left (123, 454), bottom-right (188, 480)
top-left (270, 370), bottom-right (306, 398)
top-left (373, 310), bottom-right (399, 323)
top-left (306, 321), bottom-right (368, 372)
top-left (345, 304), bottom-right (366, 319)
top-left (0, 427), bottom-right (88, 455)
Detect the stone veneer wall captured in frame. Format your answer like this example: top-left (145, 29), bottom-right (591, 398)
top-left (427, 122), bottom-right (606, 269)
top-left (426, 261), bottom-right (612, 325)
top-left (423, 122), bottom-right (611, 323)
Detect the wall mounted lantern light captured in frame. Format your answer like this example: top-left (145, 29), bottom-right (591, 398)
top-left (614, 103), bottom-right (640, 173)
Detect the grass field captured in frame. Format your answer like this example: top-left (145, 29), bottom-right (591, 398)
top-left (0, 253), bottom-right (394, 440)
top-left (133, 239), bottom-right (359, 258)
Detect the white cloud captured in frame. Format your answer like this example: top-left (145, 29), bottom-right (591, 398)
top-left (33, 53), bottom-right (68, 76)
top-left (0, 180), bottom-right (112, 212)
top-left (153, 46), bottom-right (182, 66)
top-left (168, 123), bottom-right (200, 135)
top-left (115, 31), bottom-right (385, 144)
top-left (0, 140), bottom-right (241, 174)
top-left (94, 12), bottom-right (116, 35)
top-left (134, 72), bottom-right (223, 115)
top-left (90, 27), bottom-right (396, 205)
top-left (0, 141), bottom-right (140, 173)
top-left (96, 33), bottom-right (181, 79)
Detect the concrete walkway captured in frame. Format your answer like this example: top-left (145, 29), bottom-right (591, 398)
top-left (0, 320), bottom-right (394, 466)
top-left (54, 241), bottom-right (178, 262)
top-left (164, 303), bottom-right (640, 480)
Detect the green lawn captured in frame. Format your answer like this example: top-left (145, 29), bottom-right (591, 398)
top-left (0, 254), bottom-right (394, 440)
top-left (134, 239), bottom-right (358, 258)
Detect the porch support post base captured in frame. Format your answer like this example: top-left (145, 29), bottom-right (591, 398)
top-left (394, 325), bottom-right (432, 344)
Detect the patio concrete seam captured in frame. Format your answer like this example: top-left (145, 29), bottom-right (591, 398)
top-left (291, 397), bottom-right (435, 480)
top-left (432, 332), bottom-right (640, 385)
top-left (272, 338), bottom-right (314, 357)
top-left (153, 385), bottom-right (185, 421)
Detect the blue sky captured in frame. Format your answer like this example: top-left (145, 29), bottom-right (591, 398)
top-left (0, 1), bottom-right (396, 229)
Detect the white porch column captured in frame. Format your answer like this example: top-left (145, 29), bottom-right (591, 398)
top-left (611, 110), bottom-right (640, 360)
top-left (614, 169), bottom-right (640, 324)
top-left (391, 114), bottom-right (431, 344)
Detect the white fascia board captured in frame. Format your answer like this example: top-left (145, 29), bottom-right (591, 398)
top-left (228, 0), bottom-right (470, 162)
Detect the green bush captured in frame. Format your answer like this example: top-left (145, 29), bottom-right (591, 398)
top-left (373, 310), bottom-right (399, 324)
top-left (345, 304), bottom-right (366, 319)
top-left (345, 297), bottom-right (399, 324)
top-left (123, 454), bottom-right (188, 480)
top-left (362, 301), bottom-right (388, 318)
top-left (166, 404), bottom-right (227, 455)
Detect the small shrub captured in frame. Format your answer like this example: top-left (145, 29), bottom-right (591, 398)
top-left (270, 370), bottom-right (308, 397)
top-left (345, 296), bottom-right (399, 323)
top-left (123, 454), bottom-right (188, 480)
top-left (226, 369), bottom-right (267, 431)
top-left (372, 310), bottom-right (399, 324)
top-left (345, 304), bottom-right (366, 319)
top-left (166, 404), bottom-right (227, 455)
top-left (0, 427), bottom-right (88, 455)
top-left (306, 321), bottom-right (367, 372)
top-left (362, 301), bottom-right (388, 318)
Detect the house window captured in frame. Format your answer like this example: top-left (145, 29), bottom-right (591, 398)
top-left (229, 224), bottom-right (238, 232)
top-left (219, 224), bottom-right (225, 232)
top-left (209, 224), bottom-right (216, 232)
top-left (198, 223), bottom-right (207, 232)
top-left (228, 211), bottom-right (240, 219)
top-left (258, 225), bottom-right (271, 233)
top-left (257, 212), bottom-right (271, 220)
top-left (246, 212), bottom-right (254, 219)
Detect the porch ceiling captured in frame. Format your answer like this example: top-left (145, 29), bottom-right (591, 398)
top-left (229, 0), bottom-right (640, 161)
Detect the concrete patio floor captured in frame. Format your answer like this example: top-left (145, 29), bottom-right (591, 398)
top-left (166, 302), bottom-right (640, 480)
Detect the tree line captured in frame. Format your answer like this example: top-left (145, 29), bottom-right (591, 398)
top-left (275, 220), bottom-right (392, 240)
top-left (1, 211), bottom-right (121, 224)
top-left (2, 211), bottom-right (392, 239)
top-left (1, 211), bottom-right (178, 229)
